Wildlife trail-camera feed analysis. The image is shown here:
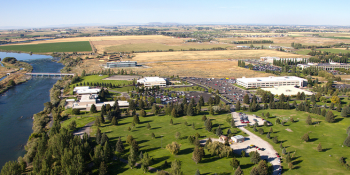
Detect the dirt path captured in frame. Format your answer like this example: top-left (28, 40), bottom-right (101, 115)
top-left (73, 121), bottom-right (95, 137)
top-left (231, 112), bottom-right (281, 175)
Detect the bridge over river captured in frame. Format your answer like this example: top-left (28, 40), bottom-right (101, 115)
top-left (6, 72), bottom-right (74, 77)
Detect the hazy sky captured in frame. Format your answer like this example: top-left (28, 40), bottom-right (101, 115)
top-left (2, 0), bottom-right (350, 28)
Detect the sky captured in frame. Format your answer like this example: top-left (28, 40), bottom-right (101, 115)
top-left (1, 0), bottom-right (350, 28)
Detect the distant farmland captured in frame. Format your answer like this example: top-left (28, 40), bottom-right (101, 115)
top-left (317, 48), bottom-right (350, 54)
top-left (0, 41), bottom-right (92, 53)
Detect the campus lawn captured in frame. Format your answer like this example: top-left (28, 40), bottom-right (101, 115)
top-left (90, 112), bottom-right (256, 174)
top-left (241, 109), bottom-right (350, 175)
top-left (0, 41), bottom-right (92, 53)
top-left (70, 75), bottom-right (132, 88)
top-left (61, 116), bottom-right (96, 129)
top-left (110, 86), bottom-right (134, 92)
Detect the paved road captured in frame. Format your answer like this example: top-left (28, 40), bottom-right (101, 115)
top-left (73, 121), bottom-right (95, 137)
top-left (231, 112), bottom-right (281, 175)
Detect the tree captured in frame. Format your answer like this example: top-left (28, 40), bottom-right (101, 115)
top-left (166, 142), bottom-right (181, 155)
top-left (133, 115), bottom-right (140, 124)
top-left (96, 128), bottom-right (102, 144)
top-left (341, 107), bottom-right (348, 117)
top-left (288, 162), bottom-right (293, 170)
top-left (90, 104), bottom-right (97, 113)
top-left (208, 97), bottom-right (213, 106)
top-left (151, 133), bottom-right (155, 139)
top-left (171, 159), bottom-right (182, 175)
top-left (128, 147), bottom-right (137, 169)
top-left (171, 108), bottom-right (177, 118)
top-left (250, 151), bottom-right (261, 164)
top-left (257, 160), bottom-right (268, 175)
top-left (140, 109), bottom-right (146, 117)
top-left (131, 140), bottom-right (139, 153)
top-left (0, 161), bottom-right (21, 175)
top-left (216, 125), bottom-right (222, 136)
top-left (258, 128), bottom-right (264, 135)
top-left (331, 96), bottom-right (340, 104)
top-left (235, 101), bottom-right (241, 111)
top-left (272, 136), bottom-right (278, 144)
top-left (231, 119), bottom-right (236, 128)
top-left (99, 162), bottom-right (107, 175)
top-left (99, 112), bottom-right (105, 124)
top-left (302, 133), bottom-right (309, 142)
top-left (175, 132), bottom-right (181, 139)
top-left (126, 135), bottom-right (134, 145)
top-left (205, 119), bottom-right (212, 131)
top-left (250, 167), bottom-right (259, 175)
top-left (192, 146), bottom-right (203, 164)
top-left (101, 133), bottom-right (109, 145)
top-left (286, 152), bottom-right (291, 163)
top-left (209, 106), bottom-right (214, 115)
top-left (170, 119), bottom-right (173, 125)
top-left (317, 143), bottom-right (322, 152)
top-left (266, 132), bottom-right (270, 139)
top-left (68, 120), bottom-right (77, 131)
top-left (266, 112), bottom-right (270, 118)
top-left (344, 136), bottom-right (350, 147)
top-left (241, 150), bottom-right (246, 157)
top-left (306, 115), bottom-right (312, 125)
top-left (111, 117), bottom-right (117, 125)
top-left (141, 152), bottom-right (152, 173)
top-left (234, 166), bottom-right (243, 175)
top-left (147, 123), bottom-right (151, 130)
top-left (230, 157), bottom-right (240, 170)
top-left (116, 137), bottom-right (124, 153)
top-left (195, 169), bottom-right (201, 175)
top-left (187, 104), bottom-right (194, 116)
top-left (282, 147), bottom-right (287, 155)
top-left (202, 115), bottom-right (207, 121)
top-left (199, 96), bottom-right (204, 106)
top-left (243, 94), bottom-right (250, 104)
top-left (325, 111), bottom-right (335, 123)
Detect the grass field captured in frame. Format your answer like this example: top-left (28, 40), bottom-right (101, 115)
top-left (317, 48), bottom-right (350, 54)
top-left (241, 109), bottom-right (350, 175)
top-left (295, 49), bottom-right (312, 55)
top-left (61, 116), bottom-right (96, 129)
top-left (104, 43), bottom-right (232, 52)
top-left (0, 41), bottom-right (92, 53)
top-left (83, 111), bottom-right (260, 175)
top-left (70, 75), bottom-right (132, 88)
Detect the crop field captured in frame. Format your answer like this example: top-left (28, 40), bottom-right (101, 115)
top-left (104, 43), bottom-right (232, 52)
top-left (0, 41), bottom-right (92, 53)
top-left (242, 108), bottom-right (350, 175)
top-left (83, 112), bottom-right (260, 175)
top-left (132, 50), bottom-right (305, 63)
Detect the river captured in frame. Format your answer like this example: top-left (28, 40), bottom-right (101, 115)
top-left (0, 52), bottom-right (64, 168)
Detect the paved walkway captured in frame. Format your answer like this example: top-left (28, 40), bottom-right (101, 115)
top-left (231, 112), bottom-right (281, 175)
top-left (73, 121), bottom-right (95, 137)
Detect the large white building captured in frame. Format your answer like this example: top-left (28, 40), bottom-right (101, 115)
top-left (137, 77), bottom-right (167, 87)
top-left (236, 76), bottom-right (306, 89)
top-left (297, 62), bottom-right (350, 70)
top-left (73, 86), bottom-right (101, 94)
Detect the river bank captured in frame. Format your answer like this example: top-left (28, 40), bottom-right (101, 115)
top-left (0, 52), bottom-right (64, 168)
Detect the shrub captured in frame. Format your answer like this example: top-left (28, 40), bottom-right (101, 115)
top-left (258, 128), bottom-right (264, 135)
top-left (302, 133), bottom-right (309, 142)
top-left (276, 118), bottom-right (281, 124)
top-left (166, 142), bottom-right (181, 155)
top-left (317, 143), bottom-right (322, 152)
top-left (344, 136), bottom-right (350, 147)
top-left (272, 136), bottom-right (278, 144)
top-left (72, 109), bottom-right (80, 115)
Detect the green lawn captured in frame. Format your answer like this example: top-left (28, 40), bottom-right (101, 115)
top-left (0, 41), bottom-right (92, 53)
top-left (61, 116), bottom-right (96, 129)
top-left (241, 109), bottom-right (350, 175)
top-left (90, 112), bottom-right (258, 174)
top-left (71, 75), bottom-right (133, 88)
top-left (317, 48), bottom-right (350, 54)
top-left (110, 86), bottom-right (134, 93)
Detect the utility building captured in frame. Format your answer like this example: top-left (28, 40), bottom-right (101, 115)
top-left (236, 76), bottom-right (306, 89)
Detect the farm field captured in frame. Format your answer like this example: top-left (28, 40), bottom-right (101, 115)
top-left (241, 108), bottom-right (350, 175)
top-left (0, 41), bottom-right (92, 53)
top-left (132, 50), bottom-right (305, 63)
top-left (76, 112), bottom-right (260, 175)
top-left (295, 49), bottom-right (312, 55)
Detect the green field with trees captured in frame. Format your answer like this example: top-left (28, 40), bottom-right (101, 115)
top-left (0, 41), bottom-right (92, 53)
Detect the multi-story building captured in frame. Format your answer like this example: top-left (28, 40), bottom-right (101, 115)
top-left (105, 61), bottom-right (137, 68)
top-left (297, 62), bottom-right (350, 70)
top-left (236, 76), bottom-right (306, 89)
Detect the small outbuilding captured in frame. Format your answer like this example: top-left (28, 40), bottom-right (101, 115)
top-left (219, 135), bottom-right (228, 142)
top-left (231, 135), bottom-right (245, 143)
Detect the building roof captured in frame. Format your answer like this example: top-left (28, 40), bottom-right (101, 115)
top-left (76, 88), bottom-right (101, 94)
top-left (80, 94), bottom-right (97, 102)
top-left (261, 86), bottom-right (314, 96)
top-left (73, 86), bottom-right (90, 91)
top-left (137, 77), bottom-right (166, 83)
top-left (237, 76), bottom-right (306, 83)
top-left (232, 135), bottom-right (245, 139)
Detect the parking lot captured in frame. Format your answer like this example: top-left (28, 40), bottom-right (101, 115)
top-left (184, 77), bottom-right (260, 105)
top-left (233, 112), bottom-right (272, 127)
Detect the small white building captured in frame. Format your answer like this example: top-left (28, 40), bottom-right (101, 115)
top-left (231, 135), bottom-right (245, 143)
top-left (137, 77), bottom-right (167, 87)
top-left (236, 76), bottom-right (306, 89)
